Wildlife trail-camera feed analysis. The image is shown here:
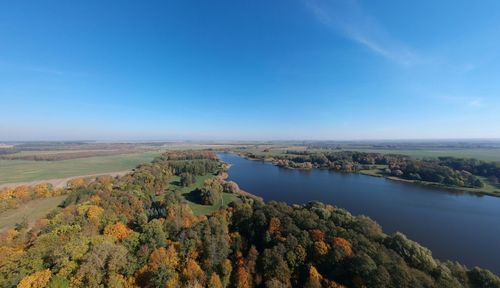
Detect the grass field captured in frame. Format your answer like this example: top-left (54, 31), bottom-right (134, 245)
top-left (0, 195), bottom-right (67, 232)
top-left (0, 151), bottom-right (162, 185)
top-left (168, 173), bottom-right (240, 216)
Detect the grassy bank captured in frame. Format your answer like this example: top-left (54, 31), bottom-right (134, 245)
top-left (0, 195), bottom-right (67, 232)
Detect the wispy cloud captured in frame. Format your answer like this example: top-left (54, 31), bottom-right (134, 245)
top-left (305, 0), bottom-right (418, 65)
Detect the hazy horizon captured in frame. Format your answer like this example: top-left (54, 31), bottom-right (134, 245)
top-left (2, 0), bottom-right (500, 140)
top-left (2, 138), bottom-right (500, 143)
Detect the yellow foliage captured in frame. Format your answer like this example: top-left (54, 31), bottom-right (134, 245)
top-left (314, 240), bottom-right (329, 256)
top-left (57, 261), bottom-right (78, 278)
top-left (104, 223), bottom-right (132, 240)
top-left (17, 269), bottom-right (51, 288)
top-left (33, 183), bottom-right (52, 198)
top-left (13, 186), bottom-right (31, 201)
top-left (164, 275), bottom-right (179, 288)
top-left (86, 205), bottom-right (104, 222)
top-left (67, 178), bottom-right (86, 189)
top-left (0, 246), bottom-right (24, 266)
top-left (309, 265), bottom-right (323, 282)
top-left (0, 187), bottom-right (14, 201)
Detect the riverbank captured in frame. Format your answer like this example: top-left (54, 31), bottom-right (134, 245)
top-left (217, 152), bottom-right (500, 274)
top-left (235, 152), bottom-right (500, 198)
top-left (218, 158), bottom-right (264, 202)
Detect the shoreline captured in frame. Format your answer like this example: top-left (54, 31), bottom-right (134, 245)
top-left (217, 158), bottom-right (264, 202)
top-left (232, 152), bottom-right (500, 198)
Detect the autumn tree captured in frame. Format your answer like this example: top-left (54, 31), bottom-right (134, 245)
top-left (104, 222), bottom-right (132, 240)
top-left (17, 269), bottom-right (51, 288)
top-left (333, 237), bottom-right (353, 257)
top-left (148, 245), bottom-right (179, 287)
top-left (182, 259), bottom-right (206, 287)
top-left (209, 273), bottom-right (223, 288)
top-left (305, 266), bottom-right (322, 288)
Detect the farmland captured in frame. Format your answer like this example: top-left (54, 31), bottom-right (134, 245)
top-left (0, 151), bottom-right (161, 185)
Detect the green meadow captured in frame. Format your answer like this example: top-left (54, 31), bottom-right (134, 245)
top-left (0, 151), bottom-right (162, 185)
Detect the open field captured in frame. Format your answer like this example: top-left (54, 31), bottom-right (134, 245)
top-left (0, 195), bottom-right (66, 232)
top-left (0, 151), bottom-right (161, 185)
top-left (341, 148), bottom-right (500, 162)
top-left (168, 173), bottom-right (240, 216)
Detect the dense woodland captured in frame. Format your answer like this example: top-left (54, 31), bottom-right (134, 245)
top-left (242, 150), bottom-right (500, 189)
top-left (1, 151), bottom-right (499, 287)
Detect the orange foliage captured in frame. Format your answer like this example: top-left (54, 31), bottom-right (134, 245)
top-left (16, 269), bottom-right (51, 288)
top-left (235, 251), bottom-right (251, 288)
top-left (182, 259), bottom-right (206, 285)
top-left (333, 237), bottom-right (353, 257)
top-left (268, 217), bottom-right (281, 235)
top-left (235, 266), bottom-right (251, 288)
top-left (104, 222), bottom-right (132, 240)
top-left (309, 229), bottom-right (325, 242)
top-left (209, 273), bottom-right (223, 288)
top-left (149, 245), bottom-right (179, 271)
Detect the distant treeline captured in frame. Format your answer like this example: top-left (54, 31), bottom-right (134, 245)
top-left (306, 141), bottom-right (500, 150)
top-left (2, 150), bottom-right (498, 287)
top-left (243, 151), bottom-right (500, 189)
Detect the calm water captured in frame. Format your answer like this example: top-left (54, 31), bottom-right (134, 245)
top-left (218, 153), bottom-right (500, 274)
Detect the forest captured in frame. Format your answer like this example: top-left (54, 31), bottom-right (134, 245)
top-left (1, 151), bottom-right (499, 288)
top-left (241, 150), bottom-right (500, 191)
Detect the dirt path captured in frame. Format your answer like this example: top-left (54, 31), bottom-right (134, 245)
top-left (0, 170), bottom-right (130, 189)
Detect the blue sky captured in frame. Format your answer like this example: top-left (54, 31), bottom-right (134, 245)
top-left (1, 0), bottom-right (500, 141)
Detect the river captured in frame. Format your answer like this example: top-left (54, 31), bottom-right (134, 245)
top-left (218, 152), bottom-right (500, 274)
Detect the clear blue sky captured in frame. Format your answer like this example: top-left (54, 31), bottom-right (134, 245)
top-left (1, 0), bottom-right (500, 141)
